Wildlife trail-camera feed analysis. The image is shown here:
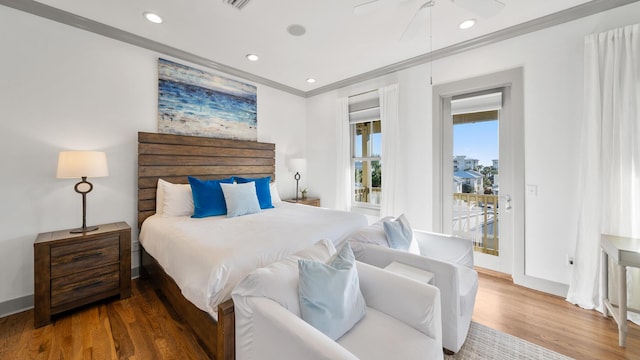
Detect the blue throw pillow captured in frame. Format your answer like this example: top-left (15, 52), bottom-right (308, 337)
top-left (188, 176), bottom-right (234, 218)
top-left (383, 214), bottom-right (413, 251)
top-left (298, 244), bottom-right (366, 340)
top-left (235, 176), bottom-right (274, 209)
top-left (220, 182), bottom-right (261, 218)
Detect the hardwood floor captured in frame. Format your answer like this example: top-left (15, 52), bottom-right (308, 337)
top-left (474, 271), bottom-right (640, 360)
top-left (1, 274), bottom-right (638, 359)
top-left (0, 279), bottom-right (209, 360)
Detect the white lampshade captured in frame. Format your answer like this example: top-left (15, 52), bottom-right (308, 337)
top-left (288, 158), bottom-right (307, 173)
top-left (57, 151), bottom-right (109, 179)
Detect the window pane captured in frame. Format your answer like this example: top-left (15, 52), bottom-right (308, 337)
top-left (354, 122), bottom-right (371, 157)
top-left (370, 160), bottom-right (381, 205)
top-left (371, 120), bottom-right (382, 157)
top-left (354, 160), bottom-right (366, 203)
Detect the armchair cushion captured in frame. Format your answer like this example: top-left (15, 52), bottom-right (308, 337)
top-left (298, 244), bottom-right (366, 340)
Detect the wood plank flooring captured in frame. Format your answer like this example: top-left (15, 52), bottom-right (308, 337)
top-left (1, 274), bottom-right (638, 359)
top-left (473, 271), bottom-right (639, 360)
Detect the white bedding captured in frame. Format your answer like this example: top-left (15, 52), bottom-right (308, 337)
top-left (139, 202), bottom-right (367, 318)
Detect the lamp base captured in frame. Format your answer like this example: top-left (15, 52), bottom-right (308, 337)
top-left (69, 225), bottom-right (99, 234)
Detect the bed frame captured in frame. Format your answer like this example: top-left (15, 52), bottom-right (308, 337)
top-left (137, 131), bottom-right (275, 360)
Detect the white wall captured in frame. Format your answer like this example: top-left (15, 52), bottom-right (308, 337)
top-left (0, 6), bottom-right (306, 308)
top-left (306, 3), bottom-right (640, 291)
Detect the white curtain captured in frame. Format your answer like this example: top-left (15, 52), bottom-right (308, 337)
top-left (379, 84), bottom-right (400, 217)
top-left (335, 97), bottom-right (352, 211)
top-left (567, 24), bottom-right (640, 324)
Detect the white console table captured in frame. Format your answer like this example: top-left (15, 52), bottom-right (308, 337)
top-left (600, 234), bottom-right (640, 347)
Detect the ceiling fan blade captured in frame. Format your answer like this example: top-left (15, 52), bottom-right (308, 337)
top-left (354, 0), bottom-right (383, 15)
top-left (451, 0), bottom-right (504, 18)
top-left (400, 0), bottom-right (434, 41)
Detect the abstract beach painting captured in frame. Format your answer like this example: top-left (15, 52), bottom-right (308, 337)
top-left (158, 58), bottom-right (257, 141)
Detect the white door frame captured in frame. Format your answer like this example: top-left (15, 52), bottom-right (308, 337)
top-left (432, 67), bottom-right (524, 278)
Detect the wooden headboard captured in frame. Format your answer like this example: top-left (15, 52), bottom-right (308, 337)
top-left (137, 132), bottom-right (276, 229)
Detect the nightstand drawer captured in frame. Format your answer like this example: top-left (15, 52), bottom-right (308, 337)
top-left (51, 236), bottom-right (119, 278)
top-left (51, 263), bottom-right (120, 308)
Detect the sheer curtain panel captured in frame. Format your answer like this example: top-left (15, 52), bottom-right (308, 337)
top-left (335, 98), bottom-right (352, 211)
top-left (567, 24), bottom-right (640, 324)
top-left (379, 84), bottom-right (400, 217)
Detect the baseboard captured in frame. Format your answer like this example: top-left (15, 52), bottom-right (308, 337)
top-left (0, 294), bottom-right (33, 318)
top-left (475, 266), bottom-right (513, 282)
top-left (513, 273), bottom-right (569, 298)
top-left (0, 267), bottom-right (140, 318)
top-left (476, 266), bottom-right (569, 298)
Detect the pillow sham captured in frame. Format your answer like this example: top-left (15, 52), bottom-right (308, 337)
top-left (235, 176), bottom-right (274, 209)
top-left (156, 179), bottom-right (193, 217)
top-left (220, 182), bottom-right (261, 218)
top-left (188, 176), bottom-right (234, 218)
top-left (383, 214), bottom-right (413, 251)
top-left (298, 243), bottom-right (366, 340)
top-left (270, 182), bottom-right (282, 204)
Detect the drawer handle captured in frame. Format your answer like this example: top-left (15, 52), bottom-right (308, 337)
top-left (72, 251), bottom-right (103, 261)
top-left (73, 280), bottom-right (104, 291)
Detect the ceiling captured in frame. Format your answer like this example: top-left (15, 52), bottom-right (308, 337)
top-left (5, 0), bottom-right (632, 95)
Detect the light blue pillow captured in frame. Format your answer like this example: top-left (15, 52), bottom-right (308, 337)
top-left (235, 176), bottom-right (274, 209)
top-left (383, 214), bottom-right (413, 251)
top-left (298, 244), bottom-right (366, 340)
top-left (188, 176), bottom-right (234, 218)
top-left (220, 182), bottom-right (261, 218)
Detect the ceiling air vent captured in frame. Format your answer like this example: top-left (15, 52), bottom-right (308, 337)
top-left (224, 0), bottom-right (251, 10)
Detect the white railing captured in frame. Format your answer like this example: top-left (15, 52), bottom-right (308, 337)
top-left (453, 193), bottom-right (499, 256)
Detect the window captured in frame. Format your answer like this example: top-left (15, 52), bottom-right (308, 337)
top-left (349, 91), bottom-right (381, 208)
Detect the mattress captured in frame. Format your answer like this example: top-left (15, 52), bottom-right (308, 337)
top-left (139, 202), bottom-right (368, 318)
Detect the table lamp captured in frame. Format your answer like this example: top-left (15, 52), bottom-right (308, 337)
top-left (288, 158), bottom-right (306, 201)
top-left (57, 151), bottom-right (109, 233)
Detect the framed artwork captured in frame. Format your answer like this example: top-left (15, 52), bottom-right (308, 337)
top-left (157, 58), bottom-right (257, 141)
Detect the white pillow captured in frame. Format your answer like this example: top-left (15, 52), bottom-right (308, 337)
top-left (298, 244), bottom-right (366, 340)
top-left (220, 182), bottom-right (261, 218)
top-left (232, 239), bottom-right (336, 317)
top-left (270, 182), bottom-right (282, 203)
top-left (157, 179), bottom-right (194, 217)
top-left (383, 214), bottom-right (413, 251)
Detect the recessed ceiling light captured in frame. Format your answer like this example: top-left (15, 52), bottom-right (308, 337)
top-left (287, 24), bottom-right (307, 37)
top-left (459, 19), bottom-right (476, 30)
top-left (246, 54), bottom-right (259, 61)
top-left (306, 78), bottom-right (316, 84)
top-left (143, 12), bottom-right (163, 24)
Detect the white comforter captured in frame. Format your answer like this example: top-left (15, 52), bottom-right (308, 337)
top-left (139, 202), bottom-right (367, 318)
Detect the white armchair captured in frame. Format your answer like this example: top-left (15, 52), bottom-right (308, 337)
top-left (232, 240), bottom-right (444, 360)
top-left (353, 230), bottom-right (478, 354)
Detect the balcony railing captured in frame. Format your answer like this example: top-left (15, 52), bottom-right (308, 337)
top-left (354, 186), bottom-right (381, 205)
top-left (452, 193), bottom-right (499, 256)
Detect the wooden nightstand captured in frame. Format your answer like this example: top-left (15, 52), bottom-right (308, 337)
top-left (34, 221), bottom-right (131, 328)
top-left (284, 198), bottom-right (321, 207)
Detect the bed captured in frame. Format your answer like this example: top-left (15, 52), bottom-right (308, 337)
top-left (137, 132), bottom-right (367, 360)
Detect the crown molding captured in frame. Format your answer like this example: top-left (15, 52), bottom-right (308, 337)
top-left (305, 0), bottom-right (640, 97)
top-left (0, 0), bottom-right (306, 97)
top-left (1, 0), bottom-right (638, 98)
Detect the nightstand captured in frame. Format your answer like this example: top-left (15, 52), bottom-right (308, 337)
top-left (34, 221), bottom-right (131, 328)
top-left (284, 197), bottom-right (320, 207)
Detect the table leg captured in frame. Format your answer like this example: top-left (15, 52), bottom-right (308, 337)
top-left (618, 264), bottom-right (628, 347)
top-left (601, 249), bottom-right (608, 318)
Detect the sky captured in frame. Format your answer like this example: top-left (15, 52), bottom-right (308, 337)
top-left (454, 120), bottom-right (499, 166)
